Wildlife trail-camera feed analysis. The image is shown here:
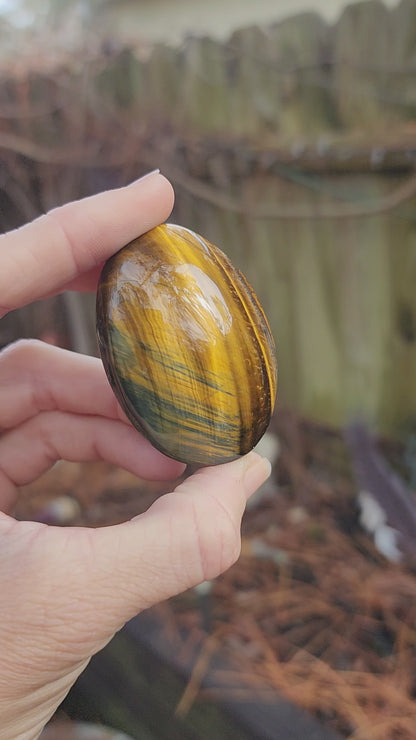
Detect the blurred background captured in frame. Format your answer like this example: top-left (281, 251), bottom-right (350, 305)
top-left (3, 0), bottom-right (416, 738)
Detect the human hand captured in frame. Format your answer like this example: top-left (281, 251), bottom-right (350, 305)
top-left (0, 172), bottom-right (271, 740)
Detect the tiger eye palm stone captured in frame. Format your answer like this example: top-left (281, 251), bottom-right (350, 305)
top-left (96, 223), bottom-right (277, 466)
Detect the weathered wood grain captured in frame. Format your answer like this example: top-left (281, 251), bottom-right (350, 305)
top-left (2, 0), bottom-right (416, 434)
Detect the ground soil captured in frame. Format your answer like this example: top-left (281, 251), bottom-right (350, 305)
top-left (17, 408), bottom-right (416, 739)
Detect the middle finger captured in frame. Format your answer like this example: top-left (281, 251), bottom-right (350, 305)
top-left (0, 340), bottom-right (124, 429)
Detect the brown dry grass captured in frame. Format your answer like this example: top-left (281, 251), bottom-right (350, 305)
top-left (17, 408), bottom-right (416, 738)
top-left (180, 410), bottom-right (416, 738)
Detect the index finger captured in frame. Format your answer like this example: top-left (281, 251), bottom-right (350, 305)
top-left (0, 170), bottom-right (174, 318)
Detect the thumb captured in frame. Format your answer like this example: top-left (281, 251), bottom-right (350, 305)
top-left (0, 453), bottom-right (271, 737)
top-left (58, 451), bottom-right (271, 648)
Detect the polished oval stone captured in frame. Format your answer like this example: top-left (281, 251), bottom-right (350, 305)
top-left (96, 223), bottom-right (277, 466)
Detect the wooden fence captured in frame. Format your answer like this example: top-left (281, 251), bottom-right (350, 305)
top-left (1, 0), bottom-right (416, 435)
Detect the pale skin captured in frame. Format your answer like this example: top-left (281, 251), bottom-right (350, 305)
top-left (0, 171), bottom-right (271, 740)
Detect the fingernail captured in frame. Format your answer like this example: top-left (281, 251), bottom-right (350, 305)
top-left (131, 169), bottom-right (160, 184)
top-left (242, 452), bottom-right (272, 498)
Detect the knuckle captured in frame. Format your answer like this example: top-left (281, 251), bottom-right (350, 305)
top-left (0, 340), bottom-right (56, 420)
top-left (0, 338), bottom-right (45, 368)
top-left (192, 496), bottom-right (242, 580)
top-left (216, 515), bottom-right (242, 570)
